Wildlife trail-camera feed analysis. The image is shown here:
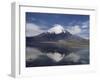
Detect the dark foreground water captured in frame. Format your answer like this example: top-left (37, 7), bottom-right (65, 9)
top-left (26, 46), bottom-right (89, 67)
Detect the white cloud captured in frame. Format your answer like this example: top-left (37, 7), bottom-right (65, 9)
top-left (78, 34), bottom-right (89, 39)
top-left (66, 21), bottom-right (89, 39)
top-left (82, 25), bottom-right (88, 28)
top-left (81, 21), bottom-right (89, 28)
top-left (79, 21), bottom-right (89, 39)
top-left (26, 23), bottom-right (45, 37)
top-left (26, 47), bottom-right (44, 61)
top-left (65, 53), bottom-right (80, 62)
top-left (67, 25), bottom-right (81, 35)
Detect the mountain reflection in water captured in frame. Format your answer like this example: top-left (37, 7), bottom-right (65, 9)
top-left (26, 45), bottom-right (89, 67)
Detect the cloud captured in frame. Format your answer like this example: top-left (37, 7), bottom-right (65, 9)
top-left (26, 47), bottom-right (44, 61)
top-left (79, 21), bottom-right (89, 39)
top-left (80, 21), bottom-right (89, 32)
top-left (26, 21), bottom-right (89, 39)
top-left (31, 17), bottom-right (37, 22)
top-left (66, 21), bottom-right (89, 39)
top-left (82, 25), bottom-right (88, 28)
top-left (81, 21), bottom-right (89, 28)
top-left (67, 25), bottom-right (81, 35)
top-left (26, 23), bottom-right (45, 37)
top-left (65, 53), bottom-right (80, 62)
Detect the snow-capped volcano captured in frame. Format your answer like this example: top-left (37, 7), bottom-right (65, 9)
top-left (47, 24), bottom-right (66, 34)
top-left (26, 24), bottom-right (87, 44)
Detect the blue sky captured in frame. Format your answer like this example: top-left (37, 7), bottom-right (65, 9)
top-left (26, 12), bottom-right (89, 39)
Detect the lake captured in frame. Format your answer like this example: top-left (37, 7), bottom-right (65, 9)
top-left (26, 45), bottom-right (89, 67)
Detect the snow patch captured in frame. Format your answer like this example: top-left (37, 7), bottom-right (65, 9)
top-left (48, 24), bottom-right (65, 34)
top-left (46, 52), bottom-right (65, 62)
